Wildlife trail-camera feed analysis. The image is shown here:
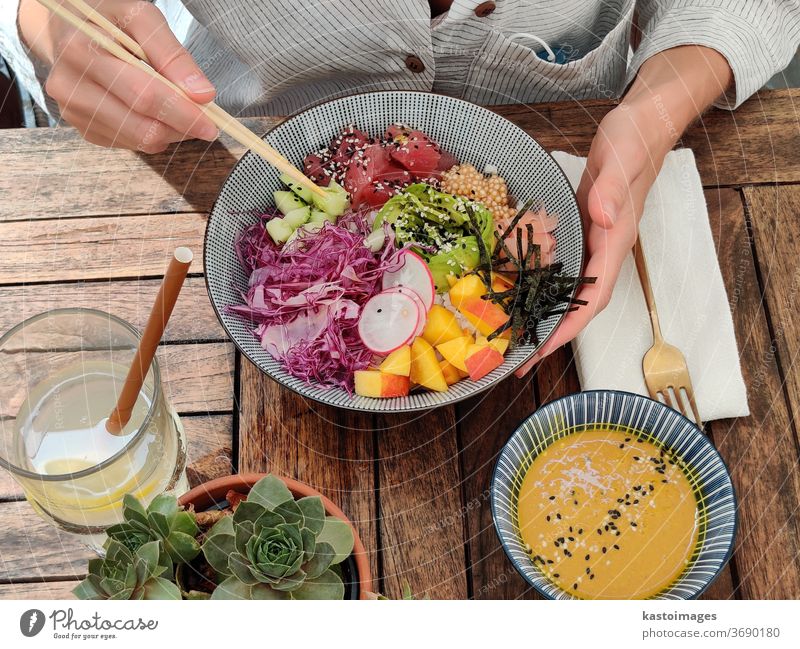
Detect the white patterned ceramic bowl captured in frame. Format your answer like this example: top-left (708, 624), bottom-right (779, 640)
top-left (492, 390), bottom-right (738, 599)
top-left (204, 91), bottom-right (583, 412)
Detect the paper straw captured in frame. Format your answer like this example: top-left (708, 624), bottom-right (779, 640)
top-left (106, 247), bottom-right (193, 434)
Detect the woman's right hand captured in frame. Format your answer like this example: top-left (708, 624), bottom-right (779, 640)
top-left (18, 0), bottom-right (217, 152)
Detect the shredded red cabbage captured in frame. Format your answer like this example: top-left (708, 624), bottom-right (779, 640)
top-left (227, 210), bottom-right (401, 391)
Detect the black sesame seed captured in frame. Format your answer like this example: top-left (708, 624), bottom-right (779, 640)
top-left (584, 554), bottom-right (590, 561)
top-left (602, 547), bottom-right (607, 554)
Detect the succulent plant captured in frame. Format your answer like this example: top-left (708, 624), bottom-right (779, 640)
top-left (202, 475), bottom-right (354, 600)
top-left (73, 540), bottom-right (181, 600)
top-left (105, 493), bottom-right (200, 568)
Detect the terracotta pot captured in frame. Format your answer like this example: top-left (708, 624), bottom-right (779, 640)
top-left (178, 473), bottom-right (372, 599)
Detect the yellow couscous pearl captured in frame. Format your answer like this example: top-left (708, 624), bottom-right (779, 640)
top-left (441, 164), bottom-right (517, 221)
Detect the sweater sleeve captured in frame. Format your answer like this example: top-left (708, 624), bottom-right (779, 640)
top-left (0, 0), bottom-right (53, 116)
top-left (630, 0), bottom-right (800, 108)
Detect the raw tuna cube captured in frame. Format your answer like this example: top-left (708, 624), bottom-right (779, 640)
top-left (389, 129), bottom-right (441, 173)
top-left (303, 152), bottom-right (332, 186)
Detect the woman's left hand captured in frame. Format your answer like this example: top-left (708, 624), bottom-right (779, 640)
top-left (514, 45), bottom-right (732, 378)
top-left (514, 96), bottom-right (674, 377)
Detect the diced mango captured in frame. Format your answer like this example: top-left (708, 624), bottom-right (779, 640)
top-left (475, 335), bottom-right (509, 355)
top-left (436, 335), bottom-right (473, 372)
top-left (439, 360), bottom-right (462, 386)
top-left (488, 337), bottom-right (509, 355)
top-left (354, 370), bottom-right (410, 398)
top-left (458, 297), bottom-right (510, 336)
top-left (410, 337), bottom-right (448, 392)
top-left (379, 345), bottom-right (411, 376)
top-left (491, 272), bottom-right (515, 292)
top-left (422, 305), bottom-right (464, 346)
top-left (445, 274), bottom-right (459, 289)
top-left (448, 274), bottom-right (486, 309)
top-left (464, 344), bottom-right (505, 381)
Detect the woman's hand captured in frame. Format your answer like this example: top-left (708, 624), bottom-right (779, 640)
top-left (515, 45), bottom-right (732, 377)
top-left (18, 0), bottom-right (217, 152)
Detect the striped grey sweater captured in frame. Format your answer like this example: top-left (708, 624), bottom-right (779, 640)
top-left (2, 0), bottom-right (799, 118)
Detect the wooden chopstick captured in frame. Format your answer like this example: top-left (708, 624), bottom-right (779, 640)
top-left (38, 0), bottom-right (325, 198)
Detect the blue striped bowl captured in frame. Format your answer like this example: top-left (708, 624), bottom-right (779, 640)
top-left (204, 91), bottom-right (583, 413)
top-left (491, 390), bottom-right (737, 599)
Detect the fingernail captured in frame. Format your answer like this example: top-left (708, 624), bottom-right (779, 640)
top-left (183, 74), bottom-right (215, 94)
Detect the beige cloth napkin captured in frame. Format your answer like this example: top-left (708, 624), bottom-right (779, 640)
top-left (551, 149), bottom-right (749, 421)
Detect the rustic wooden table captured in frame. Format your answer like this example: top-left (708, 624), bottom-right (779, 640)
top-left (1, 89), bottom-right (799, 600)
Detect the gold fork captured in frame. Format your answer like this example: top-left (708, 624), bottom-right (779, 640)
top-left (634, 238), bottom-right (704, 429)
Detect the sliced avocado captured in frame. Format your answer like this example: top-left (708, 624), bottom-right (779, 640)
top-left (427, 236), bottom-right (481, 292)
top-left (280, 173), bottom-right (314, 203)
top-left (265, 217), bottom-right (294, 244)
top-left (274, 190), bottom-right (306, 216)
top-left (310, 179), bottom-right (349, 218)
top-left (309, 208), bottom-right (335, 225)
top-left (283, 206), bottom-right (311, 228)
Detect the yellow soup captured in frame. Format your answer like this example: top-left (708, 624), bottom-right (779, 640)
top-left (517, 429), bottom-right (700, 599)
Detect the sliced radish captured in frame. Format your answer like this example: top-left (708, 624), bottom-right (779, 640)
top-left (358, 290), bottom-right (420, 354)
top-left (382, 250), bottom-right (435, 311)
top-left (383, 287), bottom-right (426, 337)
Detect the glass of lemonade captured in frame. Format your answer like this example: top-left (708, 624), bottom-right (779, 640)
top-left (0, 308), bottom-right (188, 552)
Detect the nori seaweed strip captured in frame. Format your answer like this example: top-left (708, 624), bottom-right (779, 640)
top-left (461, 196), bottom-right (595, 349)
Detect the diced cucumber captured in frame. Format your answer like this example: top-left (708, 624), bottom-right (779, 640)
top-left (280, 173), bottom-right (313, 203)
top-left (309, 208), bottom-right (335, 225)
top-left (286, 222), bottom-right (323, 245)
top-left (283, 206), bottom-right (311, 228)
top-left (265, 217), bottom-right (294, 244)
top-left (310, 179), bottom-right (349, 218)
top-left (274, 190), bottom-right (306, 216)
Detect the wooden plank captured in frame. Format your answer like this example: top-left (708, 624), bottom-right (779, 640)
top-left (0, 213), bottom-right (206, 284)
top-left (156, 342), bottom-right (234, 414)
top-left (745, 185), bottom-right (800, 437)
top-left (0, 499), bottom-right (94, 581)
top-left (0, 277), bottom-right (225, 342)
top-left (1, 91), bottom-right (795, 223)
top-left (458, 375), bottom-right (538, 599)
top-left (0, 117), bottom-right (277, 221)
top-left (709, 187), bottom-right (800, 599)
top-left (237, 359), bottom-right (378, 592)
top-left (375, 407), bottom-right (468, 599)
top-left (0, 413), bottom-right (233, 502)
top-left (0, 581), bottom-right (79, 600)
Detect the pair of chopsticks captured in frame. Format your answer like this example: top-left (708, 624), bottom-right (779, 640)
top-left (36, 0), bottom-right (324, 199)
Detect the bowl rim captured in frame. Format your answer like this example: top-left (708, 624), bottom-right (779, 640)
top-left (203, 89), bottom-right (585, 412)
top-left (490, 388), bottom-right (739, 600)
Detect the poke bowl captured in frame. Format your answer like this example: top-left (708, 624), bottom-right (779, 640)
top-left (491, 390), bottom-right (737, 599)
top-left (204, 91), bottom-right (585, 412)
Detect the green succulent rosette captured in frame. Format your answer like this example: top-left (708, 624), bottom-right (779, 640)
top-left (202, 475), bottom-right (354, 600)
top-left (73, 540), bottom-right (181, 600)
top-left (104, 493), bottom-right (200, 569)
